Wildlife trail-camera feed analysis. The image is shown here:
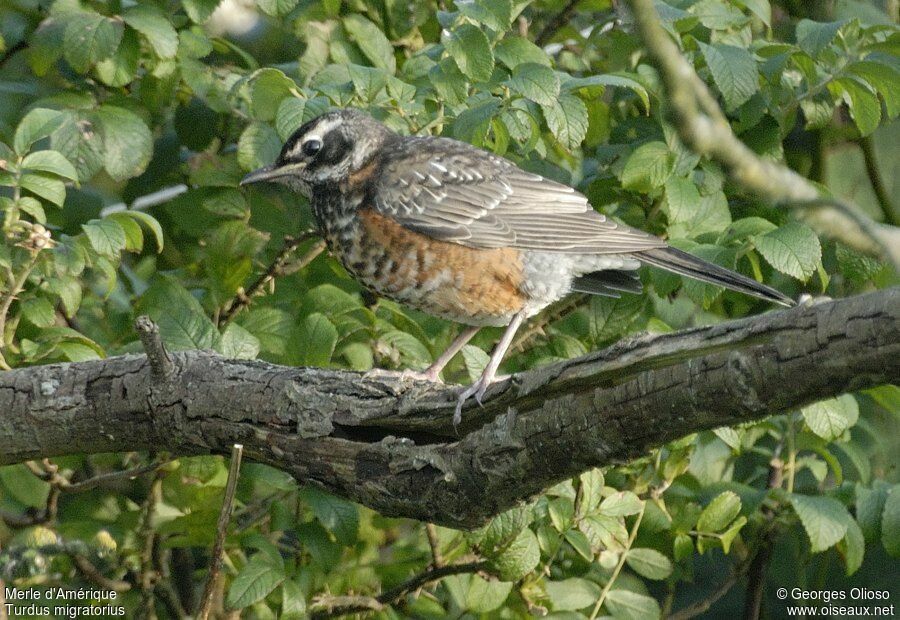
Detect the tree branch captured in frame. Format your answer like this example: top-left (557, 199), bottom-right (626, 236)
top-left (0, 290), bottom-right (896, 528)
top-left (623, 0), bottom-right (900, 270)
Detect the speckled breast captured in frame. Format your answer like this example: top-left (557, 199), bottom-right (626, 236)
top-left (313, 197), bottom-right (528, 326)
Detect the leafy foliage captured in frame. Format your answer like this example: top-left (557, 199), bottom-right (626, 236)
top-left (0, 0), bottom-right (897, 616)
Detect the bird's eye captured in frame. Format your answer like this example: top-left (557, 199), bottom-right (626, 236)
top-left (302, 138), bottom-right (322, 157)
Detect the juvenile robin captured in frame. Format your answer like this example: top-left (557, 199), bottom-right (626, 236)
top-left (241, 109), bottom-right (793, 423)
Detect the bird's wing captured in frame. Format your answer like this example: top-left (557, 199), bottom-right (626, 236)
top-left (373, 137), bottom-right (665, 254)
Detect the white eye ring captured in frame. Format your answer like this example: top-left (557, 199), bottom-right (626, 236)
top-left (302, 138), bottom-right (322, 156)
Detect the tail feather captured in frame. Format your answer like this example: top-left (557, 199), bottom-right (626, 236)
top-left (571, 269), bottom-right (643, 297)
top-left (637, 246), bottom-right (795, 307)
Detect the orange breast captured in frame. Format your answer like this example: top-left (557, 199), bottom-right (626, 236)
top-left (353, 209), bottom-right (526, 325)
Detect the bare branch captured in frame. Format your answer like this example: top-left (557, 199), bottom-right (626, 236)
top-left (197, 444), bottom-right (244, 620)
top-left (135, 316), bottom-right (174, 381)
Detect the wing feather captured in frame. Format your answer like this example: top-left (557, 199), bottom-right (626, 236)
top-left (374, 137), bottom-right (665, 254)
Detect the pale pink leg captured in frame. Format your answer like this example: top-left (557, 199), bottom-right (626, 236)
top-left (454, 311), bottom-right (527, 425)
top-left (366, 325), bottom-right (480, 383)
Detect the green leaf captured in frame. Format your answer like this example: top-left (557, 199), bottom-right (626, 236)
top-left (183, 0), bottom-right (222, 23)
top-left (226, 556), bottom-right (286, 610)
top-left (219, 323), bottom-right (260, 360)
top-left (580, 514), bottom-right (628, 551)
top-left (838, 518), bottom-right (865, 576)
top-left (621, 141), bottom-right (674, 191)
top-left (600, 491), bottom-right (643, 517)
top-left (625, 548), bottom-right (673, 580)
top-left (474, 506), bottom-right (531, 553)
top-left (20, 173), bottom-right (65, 207)
top-left (239, 307), bottom-right (293, 357)
top-left (796, 19), bottom-right (845, 56)
top-left (429, 58), bottom-right (469, 106)
top-left (832, 77), bottom-right (881, 136)
top-left (802, 395), bottom-right (859, 441)
top-left (14, 108), bottom-right (67, 155)
top-left (94, 28), bottom-right (140, 87)
top-left (16, 197), bottom-right (45, 223)
top-left (604, 588), bottom-right (661, 620)
top-left (62, 11), bottom-right (123, 73)
top-left (249, 68), bottom-right (296, 122)
top-left (117, 211), bottom-right (164, 253)
top-left (22, 297), bottom-right (56, 328)
top-left (238, 122), bottom-right (281, 171)
top-left (540, 93), bottom-right (588, 151)
top-left (564, 529), bottom-right (594, 561)
top-left (96, 106), bottom-right (153, 181)
top-left (21, 150), bottom-right (78, 181)
top-left (82, 218), bottom-right (127, 257)
top-left (697, 491), bottom-right (741, 533)
top-left (456, 0), bottom-right (512, 31)
top-left (109, 212), bottom-right (144, 252)
top-left (754, 222), bottom-right (821, 280)
top-left (545, 577), bottom-right (601, 611)
top-left (719, 515), bottom-right (747, 553)
top-left (883, 485), bottom-right (900, 557)
top-left (156, 307), bottom-right (220, 351)
top-left (257, 0), bottom-right (300, 17)
top-left (123, 5), bottom-right (178, 58)
top-left (494, 36), bottom-right (551, 69)
top-left (577, 469), bottom-right (604, 517)
top-left (300, 487), bottom-right (359, 545)
top-left (856, 483), bottom-right (889, 542)
top-left (665, 180), bottom-right (732, 238)
top-left (739, 0), bottom-right (771, 26)
top-left (790, 494), bottom-right (850, 552)
top-left (445, 24), bottom-right (494, 82)
top-left (462, 575), bottom-right (513, 612)
top-left (846, 60), bottom-right (900, 118)
top-left (487, 527), bottom-right (540, 581)
top-left (588, 294), bottom-right (644, 345)
top-left (343, 15), bottom-right (396, 74)
top-left (275, 97), bottom-right (308, 140)
top-left (698, 42), bottom-right (759, 110)
top-left (288, 313), bottom-right (338, 367)
top-left (508, 62), bottom-right (560, 106)
top-left (691, 0), bottom-right (750, 29)
top-left (453, 99), bottom-right (501, 146)
top-left (566, 73), bottom-right (651, 113)
top-left (461, 344), bottom-right (490, 383)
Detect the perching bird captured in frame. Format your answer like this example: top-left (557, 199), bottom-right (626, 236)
top-left (241, 109), bottom-right (793, 423)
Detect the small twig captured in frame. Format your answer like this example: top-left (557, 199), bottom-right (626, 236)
top-left (590, 502), bottom-right (646, 620)
top-left (70, 553), bottom-right (131, 593)
top-left (218, 232), bottom-right (323, 325)
top-left (858, 135), bottom-right (898, 226)
top-left (311, 561), bottom-right (489, 619)
top-left (511, 294), bottom-right (586, 353)
top-left (63, 459), bottom-right (170, 493)
top-left (424, 524), bottom-right (443, 568)
top-left (197, 444), bottom-right (244, 620)
top-left (135, 316), bottom-right (174, 382)
top-left (534, 0), bottom-right (581, 46)
top-left (137, 472), bottom-right (164, 620)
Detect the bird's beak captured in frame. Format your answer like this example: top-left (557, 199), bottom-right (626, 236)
top-left (240, 164), bottom-right (284, 186)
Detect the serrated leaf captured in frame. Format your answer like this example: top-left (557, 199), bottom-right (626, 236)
top-left (288, 313), bottom-right (338, 367)
top-left (300, 487), bottom-right (359, 545)
top-left (796, 19), bottom-right (845, 56)
top-left (790, 494), bottom-right (850, 553)
top-left (219, 323), bottom-right (260, 360)
top-left (238, 122), bottom-right (281, 171)
top-left (474, 506), bottom-right (531, 553)
top-left (588, 294), bottom-right (644, 345)
top-left (14, 108), bottom-right (67, 155)
top-left (257, 0), bottom-right (299, 16)
top-left (96, 106), bottom-right (153, 181)
top-left (581, 514), bottom-right (629, 551)
top-left (456, 0), bottom-right (512, 30)
top-left (754, 222), bottom-right (821, 280)
top-left (239, 307), bottom-right (293, 357)
top-left (445, 24), bottom-right (494, 82)
top-left (699, 42), bottom-right (759, 110)
top-left (62, 11), bottom-right (123, 73)
top-left (802, 395), bottom-right (859, 441)
top-left (462, 575), bottom-right (513, 612)
top-left (494, 36), bottom-right (551, 69)
top-left (250, 68), bottom-right (296, 122)
top-left (117, 211), bottom-right (164, 252)
top-left (95, 27), bottom-right (140, 87)
top-left (545, 577), bottom-right (601, 611)
top-left (21, 150), bottom-right (78, 181)
top-left (20, 173), bottom-right (66, 207)
top-left (566, 73), bottom-right (650, 113)
top-left (883, 485), bottom-right (900, 557)
top-left (832, 77), bottom-right (881, 136)
top-left (577, 469), bottom-right (604, 516)
top-left (541, 93), bottom-right (588, 151)
top-left (429, 58), bottom-right (469, 106)
top-left (343, 15), bottom-right (396, 74)
top-left (275, 97), bottom-right (307, 140)
top-left (697, 491), bottom-right (741, 533)
top-left (739, 0), bottom-right (771, 26)
top-left (123, 5), bottom-right (178, 59)
top-left (846, 60), bottom-right (900, 118)
top-left (856, 483), bottom-right (888, 542)
top-left (665, 180), bottom-right (732, 238)
top-left (16, 197), bottom-right (45, 223)
top-left (461, 344), bottom-right (490, 383)
top-left (600, 491), bottom-right (643, 517)
top-left (625, 548), bottom-right (673, 580)
top-left (564, 529), bottom-right (594, 562)
top-left (839, 518), bottom-right (864, 575)
top-left (488, 527), bottom-right (540, 581)
top-left (109, 212), bottom-right (144, 252)
top-left (82, 218), bottom-right (127, 257)
top-left (22, 297), bottom-right (56, 328)
top-left (226, 556), bottom-right (285, 610)
top-left (507, 62), bottom-right (560, 106)
top-left (621, 141), bottom-right (674, 191)
top-left (453, 99), bottom-right (501, 146)
top-left (183, 0), bottom-right (222, 23)
top-left (604, 588), bottom-right (661, 620)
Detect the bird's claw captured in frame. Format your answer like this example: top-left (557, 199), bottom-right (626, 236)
top-left (453, 377), bottom-right (490, 426)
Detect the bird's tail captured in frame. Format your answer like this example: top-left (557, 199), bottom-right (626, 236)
top-left (637, 246), bottom-right (795, 307)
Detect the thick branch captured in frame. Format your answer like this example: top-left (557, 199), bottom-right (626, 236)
top-left (0, 290), bottom-right (897, 528)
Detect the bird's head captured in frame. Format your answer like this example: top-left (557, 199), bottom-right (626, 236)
top-left (240, 109), bottom-right (394, 193)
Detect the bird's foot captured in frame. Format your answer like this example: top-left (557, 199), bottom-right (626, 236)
top-left (453, 376), bottom-right (493, 426)
top-left (364, 367), bottom-right (444, 384)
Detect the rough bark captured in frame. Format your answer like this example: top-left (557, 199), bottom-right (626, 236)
top-left (0, 290), bottom-right (897, 528)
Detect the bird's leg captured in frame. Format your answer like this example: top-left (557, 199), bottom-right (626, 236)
top-left (454, 311), bottom-right (527, 425)
top-left (366, 325), bottom-right (479, 383)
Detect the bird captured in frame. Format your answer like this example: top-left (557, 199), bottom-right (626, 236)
top-left (241, 108), bottom-right (794, 424)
